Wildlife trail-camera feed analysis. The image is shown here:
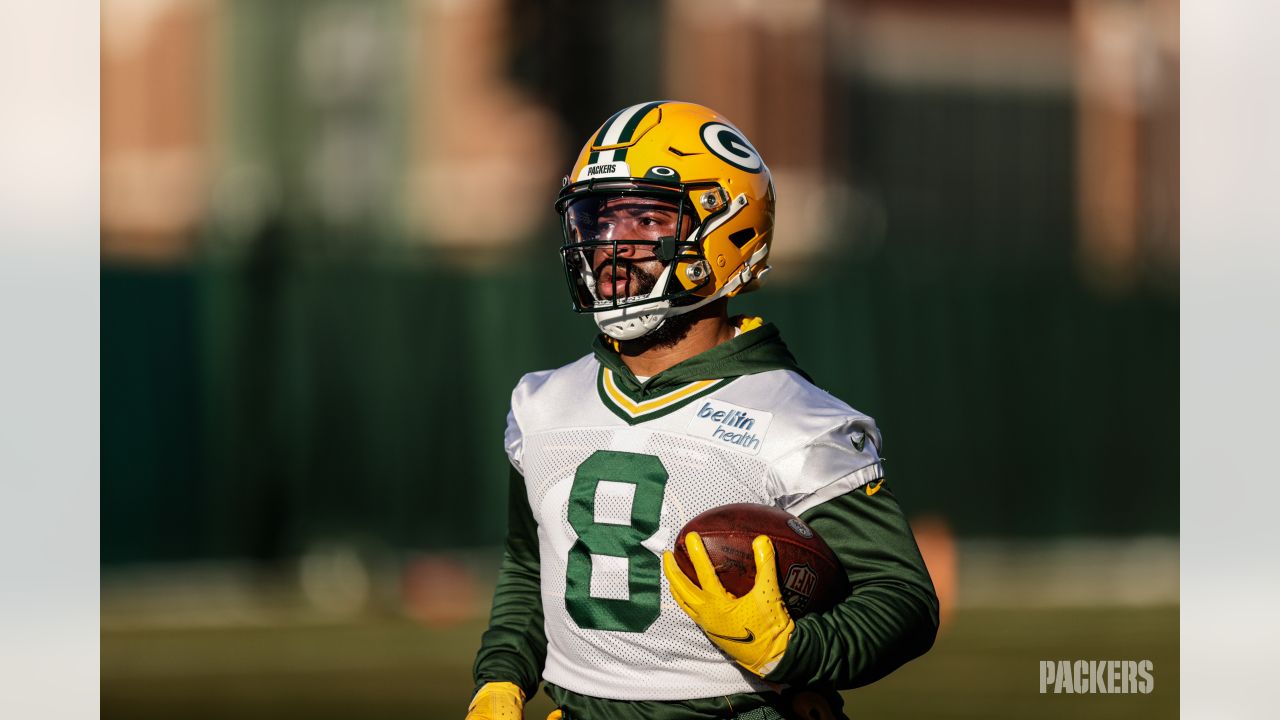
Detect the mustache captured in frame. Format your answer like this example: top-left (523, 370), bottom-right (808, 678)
top-left (594, 258), bottom-right (661, 294)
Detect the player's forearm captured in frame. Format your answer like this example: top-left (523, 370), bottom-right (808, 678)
top-left (768, 580), bottom-right (936, 687)
top-left (766, 486), bottom-right (939, 688)
top-left (471, 467), bottom-right (547, 697)
top-left (472, 552), bottom-right (546, 696)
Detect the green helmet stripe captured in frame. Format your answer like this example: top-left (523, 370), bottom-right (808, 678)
top-left (613, 101), bottom-right (664, 163)
top-left (587, 106), bottom-right (629, 164)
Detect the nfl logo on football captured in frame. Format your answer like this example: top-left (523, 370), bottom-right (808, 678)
top-left (782, 563), bottom-right (818, 614)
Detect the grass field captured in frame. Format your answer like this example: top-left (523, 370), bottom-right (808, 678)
top-left (102, 606), bottom-right (1177, 719)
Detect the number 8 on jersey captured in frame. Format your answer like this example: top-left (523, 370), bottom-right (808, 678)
top-left (565, 450), bottom-right (670, 633)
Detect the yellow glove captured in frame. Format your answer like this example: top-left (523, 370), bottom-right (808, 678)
top-left (465, 681), bottom-right (524, 720)
top-left (662, 532), bottom-right (795, 677)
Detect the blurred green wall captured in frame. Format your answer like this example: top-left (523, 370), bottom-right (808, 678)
top-left (102, 239), bottom-right (1176, 565)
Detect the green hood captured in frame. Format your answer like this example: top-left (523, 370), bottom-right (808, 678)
top-left (591, 322), bottom-right (809, 400)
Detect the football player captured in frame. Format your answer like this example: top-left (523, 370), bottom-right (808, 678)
top-left (466, 101), bottom-right (938, 720)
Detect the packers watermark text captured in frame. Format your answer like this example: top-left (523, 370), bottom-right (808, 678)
top-left (1039, 660), bottom-right (1153, 694)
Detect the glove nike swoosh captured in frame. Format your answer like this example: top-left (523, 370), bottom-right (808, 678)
top-left (706, 629), bottom-right (755, 643)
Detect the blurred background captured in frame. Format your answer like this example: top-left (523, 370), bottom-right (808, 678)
top-left (101, 0), bottom-right (1178, 718)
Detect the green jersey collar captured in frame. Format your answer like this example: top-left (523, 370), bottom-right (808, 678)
top-left (591, 319), bottom-right (809, 401)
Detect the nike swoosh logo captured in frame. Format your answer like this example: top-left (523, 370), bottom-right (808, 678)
top-left (866, 479), bottom-right (885, 496)
top-left (707, 629), bottom-right (755, 644)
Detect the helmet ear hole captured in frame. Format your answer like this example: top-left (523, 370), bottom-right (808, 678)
top-left (728, 228), bottom-right (756, 248)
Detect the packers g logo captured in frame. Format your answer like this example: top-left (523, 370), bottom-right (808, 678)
top-left (699, 122), bottom-right (763, 173)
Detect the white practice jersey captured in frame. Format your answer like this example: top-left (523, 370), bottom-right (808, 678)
top-left (504, 353), bottom-right (884, 701)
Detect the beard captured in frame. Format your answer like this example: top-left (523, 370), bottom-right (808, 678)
top-left (627, 307), bottom-right (702, 351)
top-left (624, 262), bottom-right (661, 298)
top-left (595, 259), bottom-right (714, 352)
top-left (619, 277), bottom-right (718, 353)
top-left (594, 256), bottom-right (661, 301)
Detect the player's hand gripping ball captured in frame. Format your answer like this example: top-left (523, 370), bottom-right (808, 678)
top-left (663, 533), bottom-right (795, 677)
top-left (672, 503), bottom-right (849, 616)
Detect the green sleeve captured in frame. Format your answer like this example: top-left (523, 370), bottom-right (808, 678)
top-left (765, 483), bottom-right (939, 689)
top-left (471, 466), bottom-right (547, 698)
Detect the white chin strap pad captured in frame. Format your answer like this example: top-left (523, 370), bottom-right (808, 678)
top-left (595, 263), bottom-right (676, 340)
top-left (596, 304), bottom-right (671, 340)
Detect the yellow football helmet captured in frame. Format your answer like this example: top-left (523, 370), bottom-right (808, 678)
top-left (555, 101), bottom-right (775, 340)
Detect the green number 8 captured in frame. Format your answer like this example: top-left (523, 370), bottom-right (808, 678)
top-left (565, 450), bottom-right (669, 632)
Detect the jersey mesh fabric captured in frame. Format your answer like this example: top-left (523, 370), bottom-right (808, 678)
top-left (524, 426), bottom-right (776, 700)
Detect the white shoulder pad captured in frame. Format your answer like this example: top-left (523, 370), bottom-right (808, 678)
top-left (505, 356), bottom-right (597, 472)
top-left (769, 414), bottom-right (884, 516)
top-left (503, 407), bottom-right (524, 475)
top-left (505, 369), bottom-right (555, 474)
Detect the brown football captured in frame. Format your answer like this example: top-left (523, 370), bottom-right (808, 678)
top-left (672, 503), bottom-right (849, 617)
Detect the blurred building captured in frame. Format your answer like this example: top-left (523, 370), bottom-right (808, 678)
top-left (407, 0), bottom-right (563, 254)
top-left (103, 0), bottom-right (1178, 271)
top-left (102, 0), bottom-right (1180, 567)
top-left (102, 0), bottom-right (215, 261)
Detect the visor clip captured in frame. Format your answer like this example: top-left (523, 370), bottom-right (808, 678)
top-left (657, 235), bottom-right (678, 263)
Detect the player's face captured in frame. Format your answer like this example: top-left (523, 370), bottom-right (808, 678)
top-left (567, 196), bottom-right (693, 301)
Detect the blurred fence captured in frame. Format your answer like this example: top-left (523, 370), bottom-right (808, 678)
top-left (102, 239), bottom-right (1176, 566)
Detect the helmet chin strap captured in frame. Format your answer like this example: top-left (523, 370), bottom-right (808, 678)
top-left (595, 263), bottom-right (676, 340)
